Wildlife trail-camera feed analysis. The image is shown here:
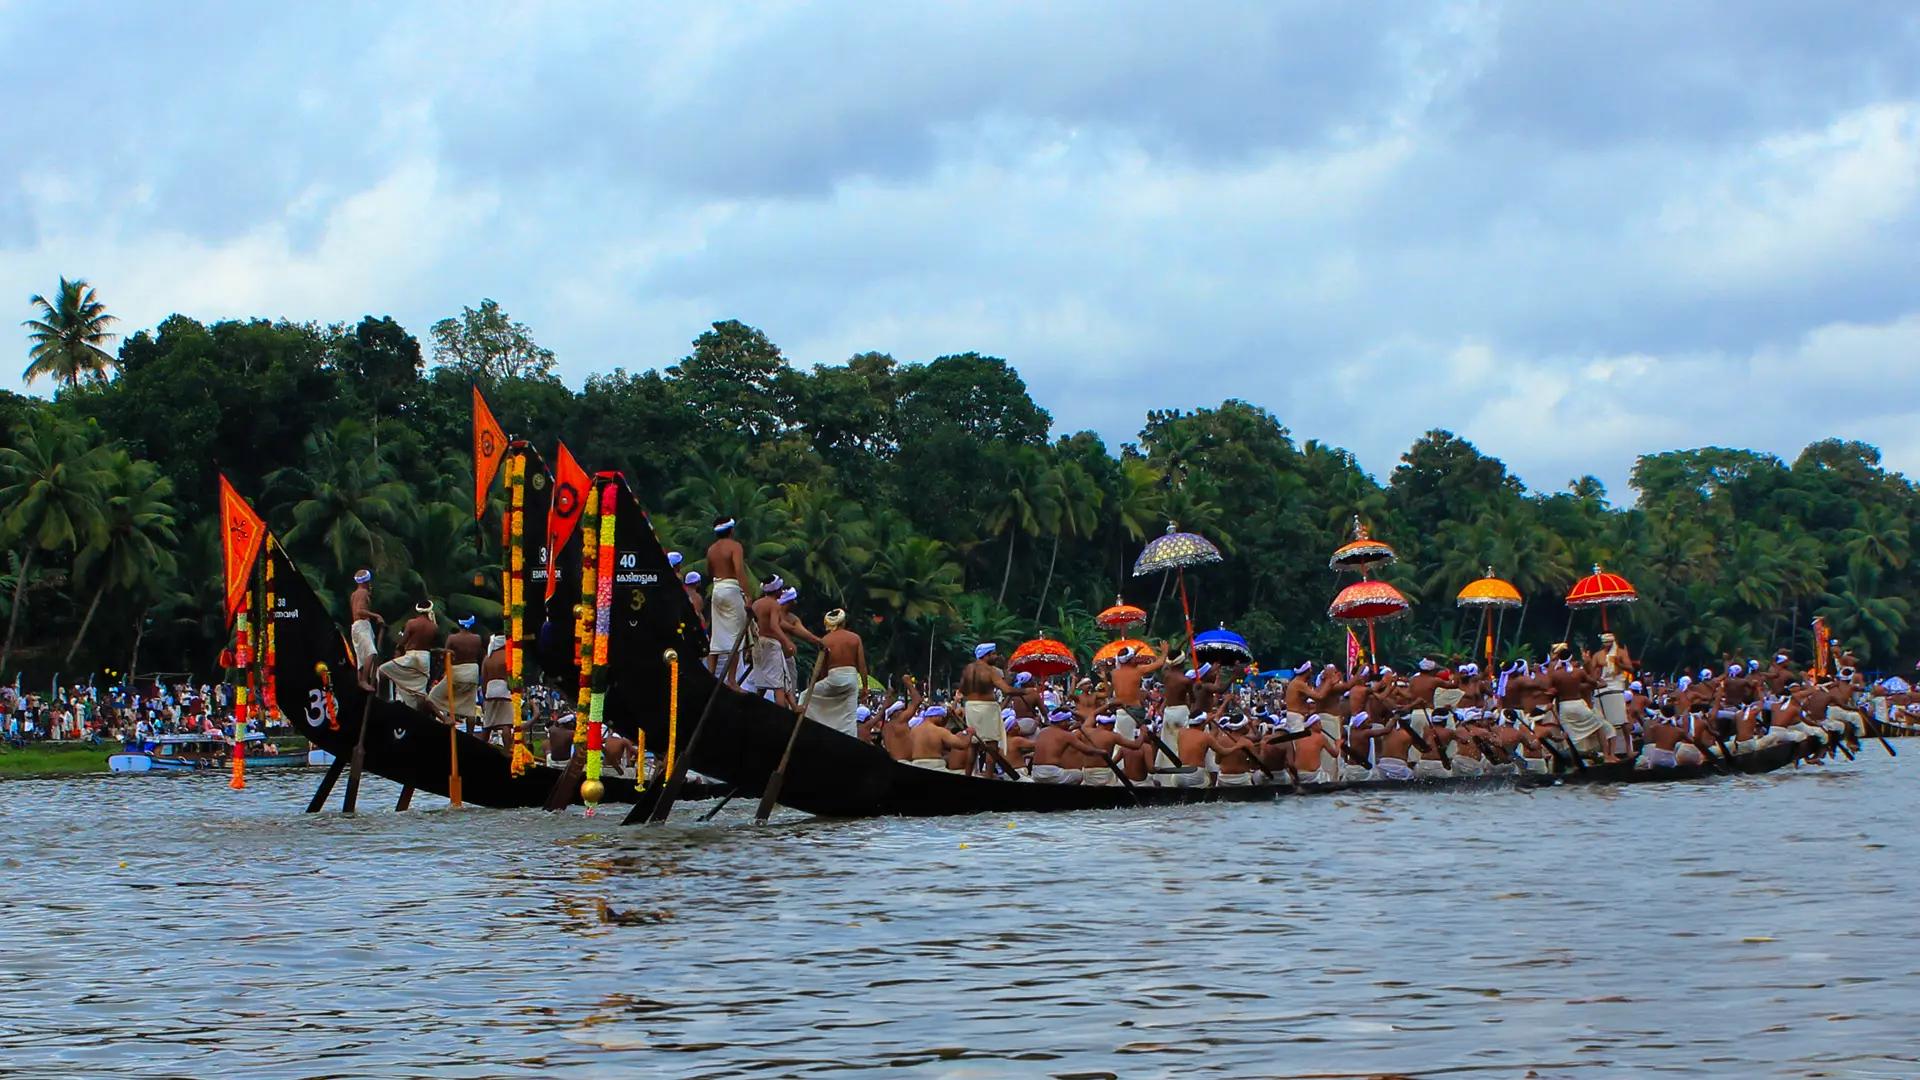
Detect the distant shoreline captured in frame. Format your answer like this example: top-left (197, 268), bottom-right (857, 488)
top-left (0, 744), bottom-right (109, 778)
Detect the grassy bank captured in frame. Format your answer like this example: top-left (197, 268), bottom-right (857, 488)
top-left (0, 743), bottom-right (110, 778)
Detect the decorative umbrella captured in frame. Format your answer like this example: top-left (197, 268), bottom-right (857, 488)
top-left (1192, 625), bottom-right (1253, 665)
top-left (1093, 638), bottom-right (1156, 665)
top-left (1457, 567), bottom-right (1523, 672)
top-left (1565, 564), bottom-right (1637, 632)
top-left (1329, 516), bottom-right (1397, 572)
top-left (1132, 522), bottom-right (1223, 651)
top-left (1008, 637), bottom-right (1077, 680)
top-left (1095, 597), bottom-right (1148, 631)
top-left (1328, 579), bottom-right (1411, 663)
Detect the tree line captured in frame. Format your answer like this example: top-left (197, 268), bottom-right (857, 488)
top-left (6, 279), bottom-right (1916, 690)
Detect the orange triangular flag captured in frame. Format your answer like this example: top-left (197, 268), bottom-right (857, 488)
top-left (218, 474), bottom-right (268, 626)
top-left (472, 386), bottom-right (507, 520)
top-left (544, 442), bottom-right (590, 601)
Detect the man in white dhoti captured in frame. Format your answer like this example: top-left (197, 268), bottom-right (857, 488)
top-left (1546, 643), bottom-right (1619, 764)
top-left (378, 601), bottom-right (440, 707)
top-left (958, 642), bottom-right (1014, 774)
top-left (801, 609), bottom-right (868, 739)
top-left (480, 635), bottom-right (512, 743)
top-left (704, 517), bottom-right (751, 684)
top-left (743, 575), bottom-right (797, 708)
top-left (347, 569), bottom-right (384, 690)
top-left (427, 615), bottom-right (484, 722)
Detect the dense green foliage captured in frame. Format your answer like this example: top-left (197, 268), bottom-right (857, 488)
top-left (7, 289), bottom-right (1918, 688)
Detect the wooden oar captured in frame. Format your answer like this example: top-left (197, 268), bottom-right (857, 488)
top-left (305, 756), bottom-right (346, 813)
top-left (444, 648), bottom-right (463, 808)
top-left (1862, 712), bottom-right (1898, 757)
top-left (698, 787), bottom-right (739, 821)
top-left (971, 733), bottom-right (1028, 779)
top-left (339, 692), bottom-right (378, 814)
top-left (1096, 748), bottom-right (1143, 805)
top-left (635, 631), bottom-right (751, 825)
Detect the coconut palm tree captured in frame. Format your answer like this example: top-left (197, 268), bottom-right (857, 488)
top-left (982, 447), bottom-right (1048, 604)
top-left (865, 531), bottom-right (963, 674)
top-left (0, 413), bottom-right (113, 673)
top-left (22, 277), bottom-right (117, 388)
top-left (265, 419), bottom-right (410, 582)
top-left (1033, 460), bottom-right (1102, 622)
top-left (65, 455), bottom-right (179, 665)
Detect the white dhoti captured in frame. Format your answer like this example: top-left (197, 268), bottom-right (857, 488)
top-left (908, 757), bottom-right (959, 774)
top-left (1413, 758), bottom-right (1452, 779)
top-left (378, 650), bottom-right (432, 705)
top-left (1675, 743), bottom-right (1705, 767)
top-left (482, 678), bottom-right (513, 734)
top-left (1555, 700), bottom-right (1616, 757)
top-left (1080, 764), bottom-right (1120, 787)
top-left (1372, 757), bottom-right (1414, 781)
top-left (747, 639), bottom-right (791, 695)
top-left (350, 619), bottom-right (378, 669)
top-left (1637, 744), bottom-right (1678, 770)
top-left (1158, 705), bottom-right (1190, 769)
top-left (1433, 687), bottom-right (1465, 712)
top-left (1339, 762), bottom-right (1374, 782)
top-left (1296, 765), bottom-right (1336, 784)
top-left (801, 665), bottom-right (862, 738)
top-left (1029, 763), bottom-right (1079, 784)
top-left (963, 700), bottom-right (1003, 748)
top-left (426, 662), bottom-right (481, 719)
top-left (707, 579), bottom-right (748, 662)
top-left (1214, 771), bottom-right (1255, 787)
top-left (1156, 766), bottom-right (1207, 788)
top-left (1827, 706), bottom-right (1865, 738)
top-left (1114, 707), bottom-right (1141, 741)
top-left (1448, 754), bottom-right (1487, 776)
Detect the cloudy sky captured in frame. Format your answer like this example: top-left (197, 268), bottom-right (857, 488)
top-left (5, 2), bottom-right (1918, 496)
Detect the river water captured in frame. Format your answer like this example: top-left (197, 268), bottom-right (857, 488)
top-left (2, 756), bottom-right (1915, 1078)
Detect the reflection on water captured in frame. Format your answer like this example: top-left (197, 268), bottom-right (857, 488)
top-left (3, 759), bottom-right (1916, 1078)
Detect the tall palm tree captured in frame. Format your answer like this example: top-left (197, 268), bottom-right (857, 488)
top-left (0, 413), bottom-right (113, 673)
top-left (65, 455), bottom-right (179, 665)
top-left (265, 419), bottom-right (410, 581)
top-left (1033, 461), bottom-right (1102, 622)
top-left (866, 532), bottom-right (963, 674)
top-left (983, 448), bottom-right (1047, 604)
top-left (22, 277), bottom-right (117, 388)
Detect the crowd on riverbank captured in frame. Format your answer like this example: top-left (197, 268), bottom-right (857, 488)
top-left (1, 681), bottom-right (252, 746)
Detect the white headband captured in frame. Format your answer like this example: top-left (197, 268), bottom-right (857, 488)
top-left (713, 519), bottom-right (735, 533)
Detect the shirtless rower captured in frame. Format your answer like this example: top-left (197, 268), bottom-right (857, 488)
top-left (959, 643), bottom-right (1015, 774)
top-left (1110, 647), bottom-right (1166, 739)
top-left (1169, 713), bottom-right (1231, 787)
top-left (746, 576), bottom-right (797, 710)
top-left (1638, 704), bottom-right (1709, 769)
top-left (377, 601), bottom-right (440, 707)
top-left (903, 705), bottom-right (972, 773)
top-left (427, 615), bottom-right (485, 727)
top-left (1081, 710), bottom-right (1146, 787)
top-left (1546, 643), bottom-right (1619, 764)
top-left (801, 608), bottom-right (869, 738)
top-left (479, 635), bottom-right (512, 747)
top-left (704, 517), bottom-right (751, 683)
top-left (348, 569), bottom-right (385, 690)
top-left (681, 570), bottom-right (707, 627)
top-left (877, 677), bottom-right (924, 760)
top-left (1278, 712), bottom-right (1342, 783)
top-left (1210, 715), bottom-right (1264, 787)
top-left (1030, 710), bottom-right (1107, 784)
top-left (1159, 654), bottom-right (1197, 769)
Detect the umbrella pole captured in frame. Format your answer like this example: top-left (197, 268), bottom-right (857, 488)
top-left (1177, 568), bottom-right (1196, 653)
top-left (1601, 606), bottom-right (1610, 633)
top-left (1482, 609), bottom-right (1493, 673)
top-left (1367, 619), bottom-right (1378, 667)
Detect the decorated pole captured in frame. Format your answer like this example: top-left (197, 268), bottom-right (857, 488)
top-left (230, 603), bottom-right (251, 791)
top-left (580, 478), bottom-right (618, 815)
top-left (502, 449), bottom-right (534, 776)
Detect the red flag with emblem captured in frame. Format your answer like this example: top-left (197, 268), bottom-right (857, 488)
top-left (472, 386), bottom-right (507, 520)
top-left (1346, 626), bottom-right (1363, 677)
top-left (544, 441), bottom-right (589, 601)
top-left (218, 474), bottom-right (267, 627)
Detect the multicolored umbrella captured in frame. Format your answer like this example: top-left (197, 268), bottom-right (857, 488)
top-left (1457, 567), bottom-right (1522, 672)
top-left (1192, 625), bottom-right (1253, 664)
top-left (1566, 564), bottom-right (1636, 631)
top-left (1095, 598), bottom-right (1148, 630)
top-left (1008, 637), bottom-right (1077, 679)
top-left (1329, 516), bottom-right (1396, 571)
top-left (1131, 522), bottom-right (1222, 651)
top-left (1093, 638), bottom-right (1156, 665)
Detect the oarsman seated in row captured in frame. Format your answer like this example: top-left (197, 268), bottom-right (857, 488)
top-left (378, 601), bottom-right (441, 707)
top-left (1028, 710), bottom-right (1106, 783)
top-left (1078, 710), bottom-right (1143, 786)
top-left (902, 705), bottom-right (972, 773)
top-left (1486, 709), bottom-right (1551, 773)
top-left (1277, 712), bottom-right (1343, 783)
top-left (1636, 705), bottom-right (1710, 769)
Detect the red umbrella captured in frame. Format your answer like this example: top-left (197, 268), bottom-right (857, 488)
top-left (1566, 564), bottom-right (1637, 631)
top-left (1009, 637), bottom-right (1077, 679)
top-left (1328, 579), bottom-right (1411, 663)
top-left (1096, 598), bottom-right (1148, 631)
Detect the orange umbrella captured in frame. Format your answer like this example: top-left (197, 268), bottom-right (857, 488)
top-left (1095, 598), bottom-right (1148, 630)
top-left (1330, 516), bottom-right (1397, 571)
top-left (1457, 567), bottom-right (1522, 671)
top-left (1566, 564), bottom-right (1636, 631)
top-left (1009, 637), bottom-right (1077, 679)
top-left (1093, 638), bottom-right (1156, 665)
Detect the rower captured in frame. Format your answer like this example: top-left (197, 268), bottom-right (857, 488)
top-left (745, 576), bottom-right (796, 710)
top-left (1081, 710), bottom-right (1145, 786)
top-left (959, 643), bottom-right (1015, 775)
top-left (903, 706), bottom-right (971, 773)
top-left (682, 570), bottom-right (707, 627)
top-left (480, 634), bottom-right (511, 746)
top-left (1110, 648), bottom-right (1165, 739)
top-left (377, 601), bottom-right (440, 708)
top-left (704, 516), bottom-right (750, 683)
top-left (1031, 709), bottom-right (1105, 784)
top-left (1212, 715), bottom-right (1261, 787)
top-left (1638, 705), bottom-right (1708, 769)
top-left (347, 568), bottom-right (385, 691)
top-left (427, 615), bottom-right (484, 727)
top-left (1279, 712), bottom-right (1341, 783)
top-left (800, 608), bottom-right (869, 738)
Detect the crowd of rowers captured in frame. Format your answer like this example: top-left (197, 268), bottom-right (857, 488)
top-left (787, 633), bottom-right (1889, 787)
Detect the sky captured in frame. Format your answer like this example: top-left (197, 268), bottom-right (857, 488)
top-left (4, 1), bottom-right (1919, 498)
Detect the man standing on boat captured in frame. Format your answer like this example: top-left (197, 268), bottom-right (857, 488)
top-left (1110, 647), bottom-right (1164, 739)
top-left (1547, 643), bottom-right (1619, 764)
top-left (801, 608), bottom-right (869, 738)
top-left (428, 615), bottom-right (484, 728)
top-left (378, 601), bottom-right (441, 708)
top-left (348, 569), bottom-right (384, 691)
top-left (1589, 632), bottom-right (1636, 757)
top-left (705, 517), bottom-right (750, 684)
top-left (480, 634), bottom-right (511, 745)
top-left (960, 643), bottom-right (1015, 773)
top-left (747, 576), bottom-right (797, 710)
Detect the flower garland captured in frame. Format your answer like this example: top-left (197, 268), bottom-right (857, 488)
top-left (583, 479), bottom-right (617, 811)
top-left (263, 550), bottom-right (278, 721)
top-left (503, 451), bottom-right (534, 776)
top-left (572, 483), bottom-right (601, 748)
